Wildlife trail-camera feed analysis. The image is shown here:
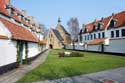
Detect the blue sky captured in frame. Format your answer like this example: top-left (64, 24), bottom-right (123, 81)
top-left (11, 0), bottom-right (125, 29)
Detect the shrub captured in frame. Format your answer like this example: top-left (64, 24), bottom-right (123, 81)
top-left (58, 52), bottom-right (84, 57)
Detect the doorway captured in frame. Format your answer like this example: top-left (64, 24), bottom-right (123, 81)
top-left (49, 44), bottom-right (53, 49)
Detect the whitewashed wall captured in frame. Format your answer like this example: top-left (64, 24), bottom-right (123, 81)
top-left (104, 39), bottom-right (125, 53)
top-left (0, 39), bottom-right (42, 67)
top-left (87, 45), bottom-right (102, 52)
top-left (66, 44), bottom-right (84, 50)
top-left (28, 43), bottom-right (40, 58)
top-left (0, 40), bottom-right (17, 67)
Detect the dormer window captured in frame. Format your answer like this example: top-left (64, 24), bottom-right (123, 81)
top-left (98, 22), bottom-right (103, 30)
top-left (109, 19), bottom-right (117, 28)
top-left (84, 28), bottom-right (87, 33)
top-left (17, 13), bottom-right (24, 23)
top-left (6, 5), bottom-right (14, 17)
top-left (93, 24), bottom-right (98, 31)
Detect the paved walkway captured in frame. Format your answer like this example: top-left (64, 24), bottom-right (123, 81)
top-left (33, 67), bottom-right (125, 83)
top-left (0, 50), bottom-right (49, 83)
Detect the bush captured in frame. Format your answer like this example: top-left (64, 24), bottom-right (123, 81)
top-left (58, 52), bottom-right (84, 57)
top-left (71, 52), bottom-right (84, 57)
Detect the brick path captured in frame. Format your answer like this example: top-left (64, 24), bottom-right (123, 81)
top-left (0, 50), bottom-right (49, 83)
top-left (33, 67), bottom-right (125, 83)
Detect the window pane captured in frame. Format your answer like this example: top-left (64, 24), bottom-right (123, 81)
top-left (98, 33), bottom-right (101, 38)
top-left (116, 30), bottom-right (119, 37)
top-left (85, 36), bottom-right (86, 40)
top-left (122, 29), bottom-right (125, 37)
top-left (111, 31), bottom-right (114, 38)
top-left (91, 34), bottom-right (92, 40)
top-left (102, 32), bottom-right (105, 38)
top-left (94, 34), bottom-right (96, 39)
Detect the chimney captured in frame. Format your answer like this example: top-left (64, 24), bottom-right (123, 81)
top-left (82, 24), bottom-right (85, 28)
top-left (28, 16), bottom-right (33, 24)
top-left (112, 13), bottom-right (114, 16)
top-left (101, 17), bottom-right (104, 21)
top-left (94, 18), bottom-right (97, 22)
top-left (21, 10), bottom-right (26, 16)
top-left (5, 0), bottom-right (10, 5)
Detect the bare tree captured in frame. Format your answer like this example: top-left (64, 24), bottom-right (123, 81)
top-left (39, 24), bottom-right (48, 38)
top-left (67, 17), bottom-right (80, 49)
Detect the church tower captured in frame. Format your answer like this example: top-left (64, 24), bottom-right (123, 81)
top-left (56, 18), bottom-right (71, 44)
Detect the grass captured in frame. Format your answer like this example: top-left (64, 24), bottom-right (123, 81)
top-left (16, 49), bottom-right (125, 83)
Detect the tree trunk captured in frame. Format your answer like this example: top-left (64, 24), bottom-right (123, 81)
top-left (72, 41), bottom-right (75, 50)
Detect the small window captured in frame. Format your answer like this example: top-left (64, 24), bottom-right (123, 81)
top-left (79, 35), bottom-right (82, 42)
top-left (10, 9), bottom-right (14, 17)
top-left (85, 36), bottom-right (86, 40)
top-left (94, 34), bottom-right (96, 39)
top-left (116, 30), bottom-right (119, 37)
top-left (91, 34), bottom-right (93, 40)
top-left (121, 29), bottom-right (125, 37)
top-left (111, 31), bottom-right (114, 38)
top-left (93, 25), bottom-right (98, 31)
top-left (98, 33), bottom-right (101, 38)
top-left (109, 19), bottom-right (116, 28)
top-left (88, 35), bottom-right (89, 40)
top-left (21, 16), bottom-right (24, 23)
top-left (102, 32), bottom-right (105, 38)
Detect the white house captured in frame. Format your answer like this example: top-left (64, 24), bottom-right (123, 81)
top-left (67, 11), bottom-right (125, 54)
top-left (0, 0), bottom-right (45, 74)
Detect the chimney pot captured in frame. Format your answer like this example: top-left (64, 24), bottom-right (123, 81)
top-left (5, 0), bottom-right (10, 5)
top-left (28, 16), bottom-right (34, 24)
top-left (21, 10), bottom-right (26, 16)
top-left (112, 13), bottom-right (114, 16)
top-left (94, 18), bottom-right (97, 22)
top-left (101, 17), bottom-right (104, 21)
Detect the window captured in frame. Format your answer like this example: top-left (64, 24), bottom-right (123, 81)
top-left (10, 9), bottom-right (14, 17)
top-left (121, 29), bottom-right (125, 37)
top-left (116, 30), bottom-right (119, 37)
top-left (84, 28), bottom-right (87, 33)
top-left (98, 33), bottom-right (101, 38)
top-left (85, 36), bottom-right (86, 40)
top-left (91, 34), bottom-right (93, 40)
top-left (109, 19), bottom-right (116, 28)
top-left (102, 32), bottom-right (105, 38)
top-left (93, 25), bottom-right (98, 31)
top-left (98, 22), bottom-right (102, 30)
top-left (21, 16), bottom-right (24, 23)
top-left (6, 5), bottom-right (14, 17)
top-left (79, 35), bottom-right (82, 42)
top-left (111, 31), bottom-right (114, 38)
top-left (94, 34), bottom-right (96, 39)
top-left (88, 35), bottom-right (89, 40)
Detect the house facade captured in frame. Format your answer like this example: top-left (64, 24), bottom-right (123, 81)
top-left (0, 0), bottom-right (44, 74)
top-left (77, 11), bottom-right (125, 54)
top-left (45, 19), bottom-right (71, 49)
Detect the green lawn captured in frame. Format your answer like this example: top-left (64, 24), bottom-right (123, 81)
top-left (16, 49), bottom-right (125, 83)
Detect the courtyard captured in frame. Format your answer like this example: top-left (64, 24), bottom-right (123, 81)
top-left (16, 49), bottom-right (125, 83)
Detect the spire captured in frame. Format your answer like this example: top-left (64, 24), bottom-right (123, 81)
top-left (58, 17), bottom-right (61, 23)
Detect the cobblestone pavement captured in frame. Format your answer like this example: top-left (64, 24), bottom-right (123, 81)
top-left (0, 50), bottom-right (49, 83)
top-left (33, 67), bottom-right (125, 83)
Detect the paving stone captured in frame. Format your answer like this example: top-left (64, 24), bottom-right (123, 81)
top-left (0, 50), bottom-right (49, 83)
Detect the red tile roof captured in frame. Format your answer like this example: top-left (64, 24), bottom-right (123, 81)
top-left (101, 16), bottom-right (112, 30)
top-left (88, 38), bottom-right (105, 45)
top-left (113, 11), bottom-right (125, 28)
top-left (0, 17), bottom-right (38, 42)
top-left (0, 0), bottom-right (9, 16)
top-left (0, 0), bottom-right (29, 27)
top-left (0, 35), bottom-right (8, 39)
top-left (82, 11), bottom-right (125, 34)
top-left (39, 39), bottom-right (47, 45)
